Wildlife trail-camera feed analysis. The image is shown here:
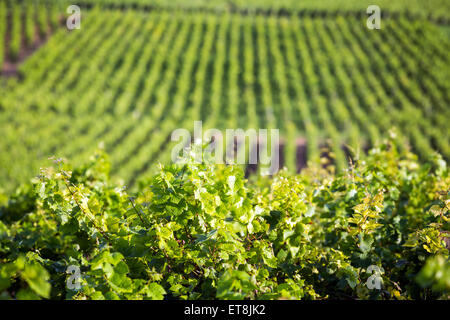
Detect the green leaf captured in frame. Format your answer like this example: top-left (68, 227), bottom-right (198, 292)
top-left (22, 263), bottom-right (51, 299)
top-left (144, 283), bottom-right (166, 300)
top-left (114, 261), bottom-right (130, 275)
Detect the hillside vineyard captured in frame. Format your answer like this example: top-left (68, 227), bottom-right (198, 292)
top-left (0, 5), bottom-right (449, 191)
top-left (0, 0), bottom-right (449, 302)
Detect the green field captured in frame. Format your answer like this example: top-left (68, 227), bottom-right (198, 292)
top-left (0, 0), bottom-right (449, 192)
top-left (28, 0), bottom-right (450, 20)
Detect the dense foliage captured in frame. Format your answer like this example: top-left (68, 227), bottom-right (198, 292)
top-left (0, 139), bottom-right (448, 300)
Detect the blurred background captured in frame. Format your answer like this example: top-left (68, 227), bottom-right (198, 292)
top-left (0, 0), bottom-right (449, 193)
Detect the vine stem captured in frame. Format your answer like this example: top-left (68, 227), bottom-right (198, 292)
top-left (61, 175), bottom-right (111, 241)
top-left (129, 197), bottom-right (150, 228)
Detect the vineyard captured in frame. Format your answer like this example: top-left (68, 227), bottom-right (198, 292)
top-left (0, 0), bottom-right (449, 192)
top-left (0, 0), bottom-right (449, 301)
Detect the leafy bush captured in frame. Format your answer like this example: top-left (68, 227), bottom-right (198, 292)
top-left (0, 139), bottom-right (448, 300)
